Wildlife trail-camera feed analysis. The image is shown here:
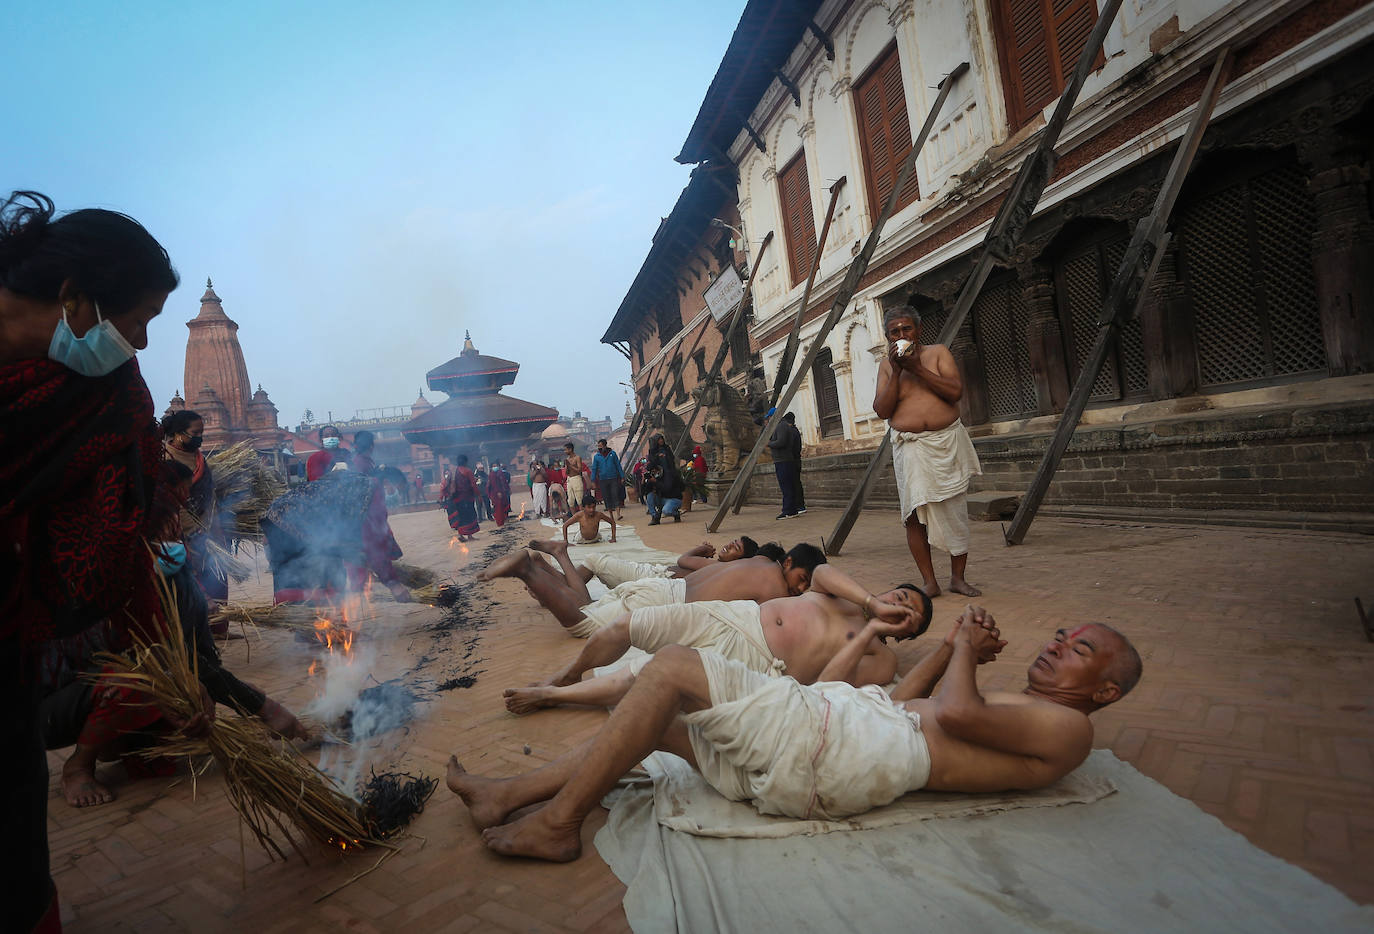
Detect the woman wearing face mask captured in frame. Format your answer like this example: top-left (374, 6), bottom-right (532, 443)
top-left (161, 410), bottom-right (231, 616)
top-left (307, 424), bottom-right (350, 480)
top-left (0, 191), bottom-right (186, 934)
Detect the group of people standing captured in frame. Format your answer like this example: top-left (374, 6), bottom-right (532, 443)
top-left (438, 455), bottom-right (513, 541)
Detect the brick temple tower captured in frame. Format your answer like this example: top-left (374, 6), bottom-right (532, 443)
top-left (184, 278), bottom-right (253, 438)
top-left (169, 277), bottom-right (294, 455)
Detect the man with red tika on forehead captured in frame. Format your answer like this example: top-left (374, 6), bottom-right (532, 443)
top-left (448, 613), bottom-right (1143, 862)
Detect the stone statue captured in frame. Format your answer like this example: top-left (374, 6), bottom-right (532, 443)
top-left (697, 379), bottom-right (756, 475)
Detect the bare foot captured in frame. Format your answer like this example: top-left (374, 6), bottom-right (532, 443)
top-left (548, 664), bottom-right (581, 688)
top-left (481, 807), bottom-right (582, 862)
top-left (527, 539), bottom-right (568, 559)
top-left (61, 761), bottom-right (114, 808)
top-left (504, 686), bottom-right (555, 715)
top-left (445, 756), bottom-right (519, 830)
top-left (921, 582), bottom-right (943, 598)
top-left (476, 548), bottom-right (530, 582)
top-left (948, 578), bottom-right (981, 597)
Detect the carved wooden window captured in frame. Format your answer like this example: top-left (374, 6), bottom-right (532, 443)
top-left (693, 349), bottom-right (707, 381)
top-left (972, 277), bottom-right (1038, 419)
top-left (656, 302), bottom-right (682, 343)
top-left (991, 0), bottom-right (1101, 130)
top-left (854, 42), bottom-right (921, 219)
top-left (777, 150), bottom-right (817, 286)
top-left (811, 348), bottom-right (845, 439)
top-left (671, 358), bottom-right (688, 405)
top-left (1054, 228), bottom-right (1149, 403)
top-left (1176, 159), bottom-right (1323, 388)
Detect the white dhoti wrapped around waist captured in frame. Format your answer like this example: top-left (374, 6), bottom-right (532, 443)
top-left (583, 553), bottom-right (674, 589)
top-left (569, 575), bottom-right (686, 638)
top-left (891, 420), bottom-right (982, 556)
top-left (626, 600), bottom-right (782, 677)
top-left (683, 652), bottom-right (931, 821)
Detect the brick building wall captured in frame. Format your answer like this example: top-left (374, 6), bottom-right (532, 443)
top-left (740, 400), bottom-right (1374, 529)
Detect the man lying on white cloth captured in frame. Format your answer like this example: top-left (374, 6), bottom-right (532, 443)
top-left (476, 539), bottom-right (825, 638)
top-left (447, 615), bottom-right (1142, 861)
top-left (579, 536), bottom-right (766, 589)
top-left (502, 564), bottom-right (937, 714)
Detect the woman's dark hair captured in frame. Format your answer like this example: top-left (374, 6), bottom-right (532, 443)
top-left (160, 410), bottom-right (203, 438)
top-left (318, 424), bottom-right (340, 440)
top-left (0, 191), bottom-right (179, 314)
top-left (354, 430), bottom-right (375, 452)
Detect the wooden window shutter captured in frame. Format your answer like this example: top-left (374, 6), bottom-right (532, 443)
top-left (994, 0), bottom-right (1101, 130)
top-left (811, 349), bottom-right (844, 439)
top-left (855, 43), bottom-right (920, 220)
top-left (777, 150), bottom-right (818, 286)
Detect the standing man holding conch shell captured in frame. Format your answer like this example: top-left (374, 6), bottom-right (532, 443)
top-left (872, 306), bottom-right (982, 598)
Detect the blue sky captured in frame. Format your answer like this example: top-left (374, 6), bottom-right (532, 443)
top-left (7, 1), bottom-right (742, 428)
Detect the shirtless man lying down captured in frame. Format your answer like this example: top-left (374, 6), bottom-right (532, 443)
top-left (476, 539), bottom-right (825, 638)
top-left (572, 537), bottom-right (764, 591)
top-left (503, 564), bottom-right (938, 714)
top-left (449, 616), bottom-right (1142, 862)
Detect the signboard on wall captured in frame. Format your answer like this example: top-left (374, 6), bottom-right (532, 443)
top-left (704, 264), bottom-right (745, 321)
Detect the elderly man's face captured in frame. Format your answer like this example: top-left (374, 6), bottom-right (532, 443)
top-left (885, 316), bottom-right (918, 347)
top-left (1028, 625), bottom-right (1120, 696)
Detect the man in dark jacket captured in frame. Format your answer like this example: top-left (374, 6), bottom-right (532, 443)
top-left (768, 412), bottom-right (803, 519)
top-left (645, 434), bottom-right (684, 525)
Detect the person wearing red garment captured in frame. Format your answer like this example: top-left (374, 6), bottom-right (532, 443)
top-left (0, 190), bottom-right (186, 933)
top-left (306, 424), bottom-right (350, 480)
top-left (488, 462), bottom-right (512, 526)
top-left (440, 453), bottom-right (481, 541)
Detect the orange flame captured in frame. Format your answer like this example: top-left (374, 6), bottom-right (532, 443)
top-left (448, 535), bottom-right (460, 549)
top-left (459, 543), bottom-right (470, 555)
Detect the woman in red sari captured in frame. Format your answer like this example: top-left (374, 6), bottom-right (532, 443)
top-left (488, 461), bottom-right (512, 527)
top-left (440, 453), bottom-right (481, 541)
top-left (0, 191), bottom-right (186, 934)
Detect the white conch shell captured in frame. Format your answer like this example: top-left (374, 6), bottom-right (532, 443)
top-left (894, 339), bottom-right (914, 357)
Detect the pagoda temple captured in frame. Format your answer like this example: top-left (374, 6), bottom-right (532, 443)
top-left (165, 278), bottom-right (300, 455)
top-left (402, 332), bottom-right (557, 462)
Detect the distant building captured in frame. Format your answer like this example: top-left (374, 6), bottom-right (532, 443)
top-left (165, 279), bottom-right (312, 465)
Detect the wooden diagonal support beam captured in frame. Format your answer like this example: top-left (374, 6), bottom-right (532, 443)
top-left (1004, 48), bottom-right (1234, 545)
top-left (707, 63), bottom-right (970, 533)
top-left (669, 232), bottom-right (776, 454)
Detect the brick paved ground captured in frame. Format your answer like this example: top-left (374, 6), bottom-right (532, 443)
top-left (47, 498), bottom-right (1374, 931)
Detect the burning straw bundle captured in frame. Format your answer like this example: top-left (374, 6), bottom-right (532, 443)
top-left (94, 575), bottom-right (388, 861)
top-left (211, 602), bottom-right (329, 633)
top-left (209, 441), bottom-right (287, 540)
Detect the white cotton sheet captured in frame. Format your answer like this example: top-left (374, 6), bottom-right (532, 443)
top-left (595, 750), bottom-right (1374, 934)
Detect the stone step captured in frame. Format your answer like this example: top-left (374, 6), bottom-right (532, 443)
top-left (966, 490), bottom-right (1021, 521)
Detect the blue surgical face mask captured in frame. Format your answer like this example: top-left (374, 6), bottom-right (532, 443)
top-left (48, 303), bottom-right (137, 377)
top-left (322, 437), bottom-right (341, 449)
top-left (155, 542), bottom-right (187, 576)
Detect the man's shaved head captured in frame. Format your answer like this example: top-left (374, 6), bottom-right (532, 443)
top-left (1091, 624), bottom-right (1143, 699)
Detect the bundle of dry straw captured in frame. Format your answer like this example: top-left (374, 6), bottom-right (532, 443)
top-left (211, 601), bottom-right (327, 633)
top-left (95, 574), bottom-right (388, 860)
top-left (209, 442), bottom-right (286, 540)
